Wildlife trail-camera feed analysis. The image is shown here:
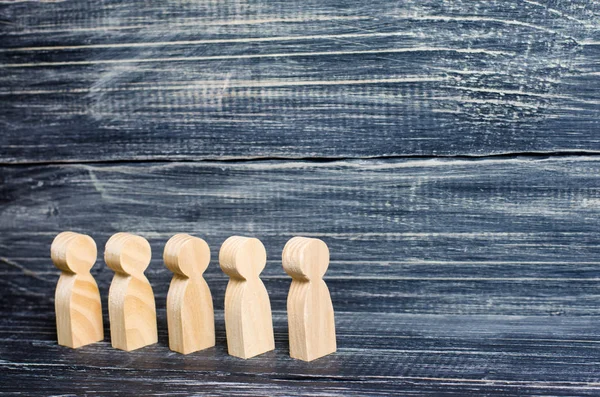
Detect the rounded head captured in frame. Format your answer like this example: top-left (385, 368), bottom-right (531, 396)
top-left (282, 237), bottom-right (329, 281)
top-left (219, 236), bottom-right (266, 280)
top-left (51, 231), bottom-right (97, 274)
top-left (163, 234), bottom-right (210, 277)
top-left (104, 232), bottom-right (151, 276)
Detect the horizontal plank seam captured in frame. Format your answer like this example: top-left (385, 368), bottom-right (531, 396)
top-left (2, 151), bottom-right (600, 167)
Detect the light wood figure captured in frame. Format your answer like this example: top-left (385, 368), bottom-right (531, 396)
top-left (282, 237), bottom-right (336, 361)
top-left (105, 232), bottom-right (157, 351)
top-left (219, 236), bottom-right (274, 359)
top-left (51, 231), bottom-right (104, 348)
top-left (164, 234), bottom-right (215, 354)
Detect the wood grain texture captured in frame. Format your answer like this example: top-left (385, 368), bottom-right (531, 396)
top-left (51, 231), bottom-right (103, 348)
top-left (1, 157), bottom-right (600, 394)
top-left (1, 0), bottom-right (599, 163)
top-left (283, 237), bottom-right (336, 361)
top-left (164, 233), bottom-right (215, 354)
top-left (220, 236), bottom-right (275, 359)
top-left (105, 232), bottom-right (158, 351)
top-left (1, 0), bottom-right (599, 393)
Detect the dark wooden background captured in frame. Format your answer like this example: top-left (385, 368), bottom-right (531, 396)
top-left (1, 1), bottom-right (600, 395)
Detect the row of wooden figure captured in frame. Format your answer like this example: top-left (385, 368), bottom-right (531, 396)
top-left (51, 232), bottom-right (336, 362)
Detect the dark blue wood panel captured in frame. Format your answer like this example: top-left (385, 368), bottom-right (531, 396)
top-left (2, 1), bottom-right (600, 395)
top-left (1, 0), bottom-right (599, 162)
top-left (1, 158), bottom-right (600, 394)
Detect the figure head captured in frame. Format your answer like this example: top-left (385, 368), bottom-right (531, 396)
top-left (282, 237), bottom-right (329, 281)
top-left (104, 232), bottom-right (151, 276)
top-left (164, 233), bottom-right (210, 277)
top-left (51, 231), bottom-right (97, 274)
top-left (219, 236), bottom-right (266, 280)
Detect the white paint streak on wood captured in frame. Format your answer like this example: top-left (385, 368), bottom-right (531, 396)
top-left (6, 15), bottom-right (369, 35)
top-left (430, 96), bottom-right (543, 109)
top-left (0, 47), bottom-right (514, 68)
top-left (0, 77), bottom-right (448, 96)
top-left (521, 0), bottom-right (597, 29)
top-left (0, 31), bottom-right (419, 53)
top-left (403, 15), bottom-right (560, 35)
top-left (1, 0), bottom-right (600, 390)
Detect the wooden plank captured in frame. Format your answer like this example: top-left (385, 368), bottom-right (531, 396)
top-left (2, 157), bottom-right (600, 394)
top-left (1, 0), bottom-right (599, 162)
top-left (1, 311), bottom-right (599, 395)
top-left (1, 156), bottom-right (600, 317)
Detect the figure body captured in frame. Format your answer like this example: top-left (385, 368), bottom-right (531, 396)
top-left (220, 236), bottom-right (274, 359)
top-left (105, 232), bottom-right (157, 351)
top-left (52, 231), bottom-right (103, 348)
top-left (164, 234), bottom-right (215, 354)
top-left (283, 237), bottom-right (336, 361)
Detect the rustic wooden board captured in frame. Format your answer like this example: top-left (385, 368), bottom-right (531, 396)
top-left (1, 0), bottom-right (600, 163)
top-left (1, 312), bottom-right (599, 396)
top-left (2, 0), bottom-right (600, 394)
top-left (1, 157), bottom-right (600, 394)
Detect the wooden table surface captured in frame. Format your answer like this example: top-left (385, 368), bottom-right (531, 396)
top-left (1, 1), bottom-right (599, 395)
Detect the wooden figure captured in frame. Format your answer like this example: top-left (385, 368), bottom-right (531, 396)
top-left (164, 233), bottom-right (215, 354)
top-left (105, 232), bottom-right (157, 351)
top-left (282, 236), bottom-right (336, 361)
top-left (219, 236), bottom-right (275, 359)
top-left (51, 231), bottom-right (104, 348)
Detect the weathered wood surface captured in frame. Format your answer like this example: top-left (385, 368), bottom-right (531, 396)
top-left (1, 0), bottom-right (600, 163)
top-left (2, 0), bottom-right (600, 395)
top-left (1, 158), bottom-right (600, 395)
top-left (1, 313), bottom-right (599, 396)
